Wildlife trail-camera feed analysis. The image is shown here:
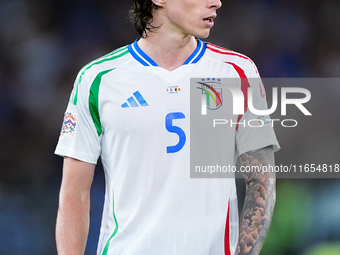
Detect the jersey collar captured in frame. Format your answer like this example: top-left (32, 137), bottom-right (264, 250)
top-left (128, 38), bottom-right (207, 67)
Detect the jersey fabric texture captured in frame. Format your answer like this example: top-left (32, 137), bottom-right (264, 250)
top-left (55, 38), bottom-right (280, 255)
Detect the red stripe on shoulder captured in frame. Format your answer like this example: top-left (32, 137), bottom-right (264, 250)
top-left (206, 43), bottom-right (253, 63)
top-left (206, 42), bottom-right (233, 52)
top-left (225, 62), bottom-right (251, 132)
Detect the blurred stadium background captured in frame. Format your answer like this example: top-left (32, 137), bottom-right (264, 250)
top-left (0, 0), bottom-right (340, 254)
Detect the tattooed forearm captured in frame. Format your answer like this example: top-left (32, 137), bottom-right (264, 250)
top-left (236, 146), bottom-right (276, 255)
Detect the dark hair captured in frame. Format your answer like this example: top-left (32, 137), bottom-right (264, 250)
top-left (130, 0), bottom-right (160, 37)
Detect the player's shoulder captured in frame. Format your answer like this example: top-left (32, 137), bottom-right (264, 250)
top-left (206, 42), bottom-right (259, 78)
top-left (204, 42), bottom-right (256, 66)
top-left (77, 45), bottom-right (131, 81)
top-left (69, 45), bottom-right (131, 104)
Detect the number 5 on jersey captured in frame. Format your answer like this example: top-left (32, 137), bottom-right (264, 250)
top-left (165, 112), bottom-right (186, 153)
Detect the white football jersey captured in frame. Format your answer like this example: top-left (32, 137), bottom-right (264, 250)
top-left (55, 38), bottom-right (279, 255)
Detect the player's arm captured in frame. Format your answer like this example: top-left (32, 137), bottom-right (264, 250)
top-left (56, 157), bottom-right (95, 255)
top-left (236, 146), bottom-right (276, 255)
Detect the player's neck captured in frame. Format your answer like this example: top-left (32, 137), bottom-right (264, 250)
top-left (137, 32), bottom-right (197, 71)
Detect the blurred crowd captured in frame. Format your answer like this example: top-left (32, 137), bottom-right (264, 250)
top-left (0, 0), bottom-right (339, 254)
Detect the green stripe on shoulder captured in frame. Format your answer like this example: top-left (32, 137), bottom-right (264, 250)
top-left (89, 68), bottom-right (115, 137)
top-left (71, 46), bottom-right (129, 105)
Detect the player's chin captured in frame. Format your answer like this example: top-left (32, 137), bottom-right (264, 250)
top-left (195, 30), bottom-right (211, 39)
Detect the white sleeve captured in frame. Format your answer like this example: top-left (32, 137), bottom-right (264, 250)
top-left (236, 76), bottom-right (280, 156)
top-left (54, 71), bottom-right (102, 164)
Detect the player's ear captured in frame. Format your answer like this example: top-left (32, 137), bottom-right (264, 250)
top-left (152, 0), bottom-right (166, 8)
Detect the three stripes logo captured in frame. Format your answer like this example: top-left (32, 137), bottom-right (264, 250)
top-left (121, 91), bottom-right (149, 108)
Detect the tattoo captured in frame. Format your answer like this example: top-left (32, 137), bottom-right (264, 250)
top-left (236, 147), bottom-right (276, 255)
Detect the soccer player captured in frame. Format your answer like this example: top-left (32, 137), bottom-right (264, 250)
top-left (55, 0), bottom-right (280, 254)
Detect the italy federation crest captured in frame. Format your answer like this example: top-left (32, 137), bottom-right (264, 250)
top-left (196, 78), bottom-right (223, 110)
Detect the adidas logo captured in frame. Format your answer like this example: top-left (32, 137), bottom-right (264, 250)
top-left (121, 91), bottom-right (149, 108)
